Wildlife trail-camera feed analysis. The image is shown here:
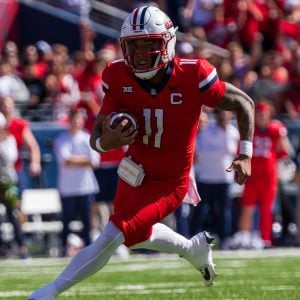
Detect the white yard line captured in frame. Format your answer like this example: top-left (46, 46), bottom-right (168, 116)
top-left (1, 248), bottom-right (299, 267)
top-left (214, 248), bottom-right (300, 259)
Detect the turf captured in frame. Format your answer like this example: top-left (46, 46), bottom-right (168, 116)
top-left (0, 249), bottom-right (300, 299)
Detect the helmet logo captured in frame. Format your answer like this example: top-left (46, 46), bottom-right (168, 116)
top-left (165, 20), bottom-right (173, 29)
top-left (132, 6), bottom-right (148, 31)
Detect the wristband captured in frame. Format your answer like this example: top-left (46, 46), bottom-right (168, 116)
top-left (95, 137), bottom-right (107, 152)
top-left (240, 140), bottom-right (253, 158)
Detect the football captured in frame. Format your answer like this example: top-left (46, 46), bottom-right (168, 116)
top-left (109, 112), bottom-right (138, 133)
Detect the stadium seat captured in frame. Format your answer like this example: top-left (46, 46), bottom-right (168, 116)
top-left (21, 188), bottom-right (62, 234)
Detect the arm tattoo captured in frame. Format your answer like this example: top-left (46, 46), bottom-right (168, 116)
top-left (216, 82), bottom-right (255, 141)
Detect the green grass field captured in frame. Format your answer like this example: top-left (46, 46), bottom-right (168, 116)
top-left (0, 249), bottom-right (299, 300)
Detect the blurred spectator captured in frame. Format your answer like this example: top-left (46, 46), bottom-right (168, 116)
top-left (20, 45), bottom-right (39, 72)
top-left (22, 62), bottom-right (48, 113)
top-left (54, 108), bottom-right (99, 256)
top-left (46, 59), bottom-right (81, 123)
top-left (241, 70), bottom-right (258, 94)
top-left (51, 43), bottom-right (69, 64)
top-left (280, 0), bottom-right (300, 49)
top-left (281, 81), bottom-right (300, 120)
top-left (227, 41), bottom-right (252, 88)
top-left (205, 3), bottom-right (232, 47)
top-left (0, 95), bottom-right (41, 251)
top-left (3, 41), bottom-right (18, 57)
top-left (190, 109), bottom-right (239, 247)
top-left (0, 58), bottom-right (30, 108)
top-left (44, 73), bottom-right (60, 106)
top-left (0, 112), bottom-right (30, 259)
top-left (257, 0), bottom-right (283, 52)
top-left (275, 154), bottom-right (297, 246)
top-left (176, 41), bottom-right (195, 58)
top-left (96, 42), bottom-right (120, 63)
top-left (184, 0), bottom-right (223, 29)
top-left (0, 96), bottom-right (41, 188)
top-left (35, 40), bottom-right (53, 79)
top-left (224, 0), bottom-right (264, 54)
top-left (280, 47), bottom-right (300, 119)
top-left (3, 41), bottom-right (21, 77)
top-left (249, 52), bottom-right (288, 106)
top-left (75, 43), bottom-right (118, 132)
top-left (70, 51), bottom-right (87, 80)
top-left (217, 58), bottom-right (234, 81)
top-left (229, 101), bottom-right (291, 249)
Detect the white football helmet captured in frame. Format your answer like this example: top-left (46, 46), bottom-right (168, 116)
top-left (120, 6), bottom-right (177, 80)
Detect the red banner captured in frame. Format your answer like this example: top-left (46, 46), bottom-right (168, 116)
top-left (0, 0), bottom-right (19, 50)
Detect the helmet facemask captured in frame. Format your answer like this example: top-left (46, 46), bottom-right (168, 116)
top-left (121, 36), bottom-right (171, 79)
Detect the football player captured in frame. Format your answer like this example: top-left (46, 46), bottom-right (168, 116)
top-left (237, 101), bottom-right (291, 248)
top-left (29, 6), bottom-right (254, 299)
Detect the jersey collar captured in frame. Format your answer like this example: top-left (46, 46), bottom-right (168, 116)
top-left (136, 60), bottom-right (174, 97)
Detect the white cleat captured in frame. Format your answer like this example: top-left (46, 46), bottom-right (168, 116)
top-left (199, 263), bottom-right (217, 287)
top-left (184, 231), bottom-right (217, 287)
top-left (28, 284), bottom-right (57, 300)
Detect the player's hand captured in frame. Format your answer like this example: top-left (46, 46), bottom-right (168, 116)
top-left (226, 155), bottom-right (251, 185)
top-left (100, 116), bottom-right (138, 150)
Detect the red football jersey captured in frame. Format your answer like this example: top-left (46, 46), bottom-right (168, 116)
top-left (252, 120), bottom-right (287, 177)
top-left (100, 57), bottom-right (225, 181)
